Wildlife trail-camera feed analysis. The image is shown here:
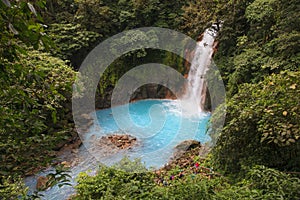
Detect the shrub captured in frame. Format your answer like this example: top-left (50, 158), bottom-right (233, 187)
top-left (75, 157), bottom-right (155, 199)
top-left (211, 71), bottom-right (300, 174)
top-left (0, 50), bottom-right (76, 176)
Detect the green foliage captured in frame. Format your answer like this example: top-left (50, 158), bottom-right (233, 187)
top-left (0, 176), bottom-right (29, 200)
top-left (180, 0), bottom-right (220, 38)
top-left (47, 23), bottom-right (100, 66)
top-left (43, 0), bottom-right (186, 70)
top-left (74, 157), bottom-right (300, 199)
top-left (74, 157), bottom-right (222, 200)
top-left (245, 0), bottom-right (276, 22)
top-left (111, 156), bottom-right (149, 173)
top-left (154, 176), bottom-right (225, 200)
top-left (42, 165), bottom-right (72, 191)
top-left (227, 47), bottom-right (270, 95)
top-left (74, 0), bottom-right (117, 36)
top-left (67, 0), bottom-right (184, 37)
top-left (245, 0), bottom-right (276, 42)
top-left (211, 0), bottom-right (299, 94)
top-left (180, 0), bottom-right (299, 95)
top-left (75, 157), bottom-right (155, 199)
top-left (245, 165), bottom-right (300, 199)
top-left (44, 0), bottom-right (78, 23)
top-left (0, 0), bottom-right (298, 198)
top-left (216, 165), bottom-right (300, 199)
top-left (0, 0), bottom-right (52, 62)
top-left (0, 50), bottom-right (76, 176)
top-left (211, 71), bottom-right (300, 174)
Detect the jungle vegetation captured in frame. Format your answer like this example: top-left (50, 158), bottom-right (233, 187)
top-left (0, 0), bottom-right (299, 199)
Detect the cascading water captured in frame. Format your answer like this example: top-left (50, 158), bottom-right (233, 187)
top-left (180, 23), bottom-right (220, 115)
top-left (24, 23), bottom-right (221, 199)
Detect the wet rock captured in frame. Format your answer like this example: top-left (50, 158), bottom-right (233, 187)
top-left (71, 149), bottom-right (79, 154)
top-left (77, 114), bottom-right (93, 124)
top-left (172, 140), bottom-right (201, 160)
top-left (36, 176), bottom-right (49, 191)
top-left (141, 87), bottom-right (148, 99)
top-left (89, 134), bottom-right (138, 158)
top-left (61, 161), bottom-right (71, 168)
top-left (75, 113), bottom-right (94, 133)
top-left (157, 86), bottom-right (167, 98)
top-left (106, 134), bottom-right (137, 149)
top-left (53, 131), bottom-right (80, 151)
top-left (197, 33), bottom-right (204, 42)
top-left (56, 135), bottom-right (82, 156)
top-left (147, 84), bottom-right (158, 98)
top-left (165, 90), bottom-right (176, 99)
top-left (157, 144), bottom-right (210, 174)
top-left (174, 140), bottom-right (201, 151)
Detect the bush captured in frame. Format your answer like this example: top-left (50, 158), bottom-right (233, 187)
top-left (0, 50), bottom-right (76, 176)
top-left (74, 157), bottom-right (227, 200)
top-left (245, 165), bottom-right (300, 199)
top-left (74, 157), bottom-right (300, 199)
top-left (211, 71), bottom-right (300, 174)
top-left (0, 176), bottom-right (29, 200)
top-left (74, 157), bottom-right (155, 199)
top-left (216, 165), bottom-right (300, 200)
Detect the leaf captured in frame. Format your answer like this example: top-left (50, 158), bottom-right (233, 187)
top-left (8, 23), bottom-right (19, 35)
top-left (1, 0), bottom-right (11, 7)
top-left (288, 139), bottom-right (295, 143)
top-left (27, 3), bottom-right (37, 16)
top-left (51, 111), bottom-right (57, 124)
top-left (289, 84), bottom-right (296, 89)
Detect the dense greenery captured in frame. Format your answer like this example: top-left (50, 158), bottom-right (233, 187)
top-left (211, 71), bottom-right (300, 174)
top-left (74, 158), bottom-right (300, 200)
top-left (0, 0), bottom-right (75, 197)
top-left (0, 0), bottom-right (52, 61)
top-left (42, 0), bottom-right (185, 69)
top-left (203, 0), bottom-right (300, 174)
top-left (0, 0), bottom-right (299, 198)
top-left (0, 51), bottom-right (75, 177)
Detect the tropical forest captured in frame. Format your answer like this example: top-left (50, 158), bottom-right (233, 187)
top-left (0, 0), bottom-right (299, 199)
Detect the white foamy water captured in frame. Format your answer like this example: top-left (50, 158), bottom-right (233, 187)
top-left (180, 25), bottom-right (219, 115)
top-left (24, 23), bottom-right (221, 199)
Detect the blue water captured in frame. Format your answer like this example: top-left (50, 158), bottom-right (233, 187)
top-left (25, 99), bottom-right (211, 199)
top-left (84, 99), bottom-right (211, 168)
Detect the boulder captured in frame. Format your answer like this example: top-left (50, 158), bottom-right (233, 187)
top-left (53, 131), bottom-right (80, 151)
top-left (77, 113), bottom-right (93, 124)
top-left (107, 134), bottom-right (137, 149)
top-left (174, 140), bottom-right (201, 152)
top-left (61, 161), bottom-right (71, 168)
top-left (89, 134), bottom-right (138, 158)
top-left (172, 140), bottom-right (201, 160)
top-left (36, 176), bottom-right (49, 191)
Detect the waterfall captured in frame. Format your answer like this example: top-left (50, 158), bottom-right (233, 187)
top-left (180, 23), bottom-right (220, 115)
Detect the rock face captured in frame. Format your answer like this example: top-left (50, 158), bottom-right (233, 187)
top-left (172, 140), bottom-right (201, 160)
top-left (95, 84), bottom-right (177, 109)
